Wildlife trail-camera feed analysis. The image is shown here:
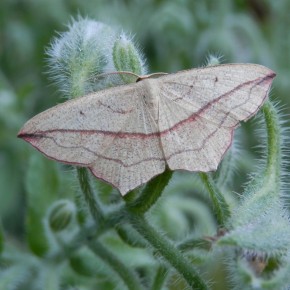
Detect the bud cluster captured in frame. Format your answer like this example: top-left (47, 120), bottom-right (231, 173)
top-left (47, 18), bottom-right (147, 98)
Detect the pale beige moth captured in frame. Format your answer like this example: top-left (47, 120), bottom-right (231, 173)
top-left (18, 64), bottom-right (276, 195)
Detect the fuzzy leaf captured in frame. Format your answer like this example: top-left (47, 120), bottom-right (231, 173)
top-left (0, 221), bottom-right (4, 254)
top-left (34, 265), bottom-right (61, 290)
top-left (217, 200), bottom-right (290, 255)
top-left (260, 252), bottom-right (290, 289)
top-left (101, 232), bottom-right (155, 267)
top-left (69, 246), bottom-right (132, 290)
top-left (0, 265), bottom-right (32, 290)
top-left (25, 152), bottom-right (60, 256)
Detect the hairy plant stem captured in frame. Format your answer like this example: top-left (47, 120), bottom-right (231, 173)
top-left (123, 163), bottom-right (206, 289)
top-left (262, 101), bottom-right (281, 186)
top-left (199, 172), bottom-right (230, 227)
top-left (125, 168), bottom-right (173, 214)
top-left (178, 237), bottom-right (212, 252)
top-left (89, 240), bottom-right (144, 290)
top-left (151, 265), bottom-right (168, 290)
top-left (245, 101), bottom-right (282, 203)
top-left (115, 225), bottom-right (147, 248)
top-left (127, 212), bottom-right (208, 290)
top-left (77, 167), bottom-right (105, 227)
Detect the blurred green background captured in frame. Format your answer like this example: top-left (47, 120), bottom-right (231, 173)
top-left (0, 0), bottom-right (289, 287)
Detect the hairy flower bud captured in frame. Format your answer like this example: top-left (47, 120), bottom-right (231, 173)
top-left (113, 33), bottom-right (147, 83)
top-left (47, 18), bottom-right (117, 98)
top-left (205, 54), bottom-right (222, 66)
top-left (49, 200), bottom-right (76, 232)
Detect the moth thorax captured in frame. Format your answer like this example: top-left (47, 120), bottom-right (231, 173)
top-left (143, 79), bottom-right (160, 121)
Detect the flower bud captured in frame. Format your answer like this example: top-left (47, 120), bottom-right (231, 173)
top-left (113, 33), bottom-right (147, 83)
top-left (47, 18), bottom-right (116, 98)
top-left (48, 200), bottom-right (76, 232)
top-left (205, 54), bottom-right (222, 66)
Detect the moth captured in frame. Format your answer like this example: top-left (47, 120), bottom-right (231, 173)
top-left (18, 64), bottom-right (276, 195)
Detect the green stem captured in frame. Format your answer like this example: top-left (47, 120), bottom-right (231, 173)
top-left (74, 188), bottom-right (87, 225)
top-left (125, 168), bottom-right (173, 214)
top-left (77, 168), bottom-right (105, 227)
top-left (215, 144), bottom-right (235, 188)
top-left (151, 265), bottom-right (168, 290)
top-left (199, 173), bottom-right (230, 227)
top-left (178, 237), bottom-right (211, 252)
top-left (128, 213), bottom-right (208, 290)
top-left (262, 101), bottom-right (281, 184)
top-left (115, 225), bottom-right (147, 248)
top-left (89, 240), bottom-right (144, 290)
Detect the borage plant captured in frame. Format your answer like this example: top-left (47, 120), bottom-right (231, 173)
top-left (8, 18), bottom-right (290, 290)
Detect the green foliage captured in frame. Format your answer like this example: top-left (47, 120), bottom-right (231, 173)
top-left (25, 153), bottom-right (60, 256)
top-left (1, 1), bottom-right (290, 290)
top-left (0, 222), bottom-right (4, 255)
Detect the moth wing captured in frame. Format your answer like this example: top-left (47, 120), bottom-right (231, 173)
top-left (18, 83), bottom-right (166, 195)
top-left (157, 63), bottom-right (275, 171)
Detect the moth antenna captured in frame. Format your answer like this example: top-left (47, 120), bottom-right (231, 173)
top-left (89, 71), bottom-right (168, 83)
top-left (136, 72), bottom-right (168, 82)
top-left (90, 71), bottom-right (141, 82)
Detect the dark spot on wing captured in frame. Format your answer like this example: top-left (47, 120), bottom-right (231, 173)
top-left (98, 100), bottom-right (133, 114)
